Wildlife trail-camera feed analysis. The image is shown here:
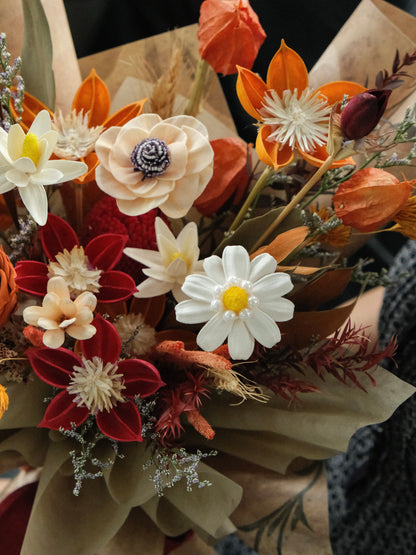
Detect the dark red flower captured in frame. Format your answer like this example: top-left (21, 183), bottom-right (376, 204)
top-left (15, 213), bottom-right (136, 303)
top-left (27, 314), bottom-right (164, 442)
top-left (340, 88), bottom-right (391, 140)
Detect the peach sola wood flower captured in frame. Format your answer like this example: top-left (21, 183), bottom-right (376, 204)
top-left (94, 113), bottom-right (214, 219)
top-left (15, 213), bottom-right (136, 303)
top-left (27, 314), bottom-right (164, 442)
top-left (236, 39), bottom-right (366, 169)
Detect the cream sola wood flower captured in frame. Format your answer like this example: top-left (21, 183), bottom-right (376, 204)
top-left (23, 276), bottom-right (97, 348)
top-left (95, 113), bottom-right (214, 218)
top-left (124, 216), bottom-right (203, 302)
top-left (175, 245), bottom-right (295, 360)
top-left (0, 110), bottom-right (87, 225)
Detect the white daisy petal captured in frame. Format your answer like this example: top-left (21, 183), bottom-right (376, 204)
top-left (228, 319), bottom-right (255, 360)
top-left (252, 272), bottom-right (294, 298)
top-left (223, 245), bottom-right (250, 281)
top-left (181, 274), bottom-right (217, 302)
top-left (261, 297), bottom-right (295, 322)
top-left (175, 299), bottom-right (214, 324)
top-left (203, 255), bottom-right (225, 283)
top-left (197, 313), bottom-right (233, 352)
top-left (249, 253), bottom-right (277, 282)
top-left (245, 308), bottom-right (281, 348)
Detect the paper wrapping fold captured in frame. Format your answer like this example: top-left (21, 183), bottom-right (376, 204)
top-left (0, 362), bottom-right (414, 554)
top-left (309, 0), bottom-right (416, 123)
top-left (0, 0), bottom-right (81, 112)
top-left (77, 24), bottom-right (238, 140)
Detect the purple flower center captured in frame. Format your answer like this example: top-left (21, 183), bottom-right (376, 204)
top-left (130, 137), bottom-right (171, 178)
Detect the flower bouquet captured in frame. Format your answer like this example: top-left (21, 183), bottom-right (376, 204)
top-left (0, 0), bottom-right (416, 554)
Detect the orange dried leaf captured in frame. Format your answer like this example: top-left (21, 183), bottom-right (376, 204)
top-left (290, 268), bottom-right (353, 311)
top-left (279, 302), bottom-right (355, 350)
top-left (251, 226), bottom-right (309, 262)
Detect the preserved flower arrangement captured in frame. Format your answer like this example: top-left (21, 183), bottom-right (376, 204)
top-left (0, 1), bottom-right (416, 554)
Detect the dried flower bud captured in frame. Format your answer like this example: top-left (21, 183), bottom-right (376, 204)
top-left (340, 89), bottom-right (391, 140)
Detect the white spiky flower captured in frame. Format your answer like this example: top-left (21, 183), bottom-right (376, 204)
top-left (52, 109), bottom-right (104, 160)
top-left (260, 88), bottom-right (331, 153)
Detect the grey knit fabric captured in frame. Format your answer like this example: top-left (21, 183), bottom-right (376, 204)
top-left (326, 240), bottom-right (416, 554)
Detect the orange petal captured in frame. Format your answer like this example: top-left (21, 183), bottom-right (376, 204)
top-left (299, 143), bottom-right (355, 168)
top-left (72, 69), bottom-right (111, 127)
top-left (236, 65), bottom-right (267, 120)
top-left (72, 152), bottom-right (99, 185)
top-left (103, 99), bottom-right (147, 129)
top-left (11, 90), bottom-right (53, 132)
top-left (315, 81), bottom-right (366, 106)
top-left (256, 125), bottom-right (293, 169)
top-left (266, 39), bottom-right (308, 96)
top-left (251, 226), bottom-right (309, 262)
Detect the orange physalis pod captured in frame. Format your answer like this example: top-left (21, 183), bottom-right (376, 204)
top-left (333, 168), bottom-right (414, 232)
top-left (198, 0), bottom-right (266, 75)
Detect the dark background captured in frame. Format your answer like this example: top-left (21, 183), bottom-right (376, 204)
top-left (63, 0), bottom-right (416, 275)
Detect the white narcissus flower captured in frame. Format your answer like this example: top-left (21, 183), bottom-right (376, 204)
top-left (0, 110), bottom-right (88, 226)
top-left (23, 276), bottom-right (97, 349)
top-left (95, 113), bottom-right (214, 218)
top-left (124, 217), bottom-right (203, 302)
top-left (175, 245), bottom-right (295, 360)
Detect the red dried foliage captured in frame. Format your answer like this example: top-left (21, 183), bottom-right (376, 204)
top-left (376, 48), bottom-right (416, 90)
top-left (302, 320), bottom-right (397, 391)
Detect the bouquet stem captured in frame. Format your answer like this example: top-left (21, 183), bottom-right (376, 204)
top-left (250, 155), bottom-right (334, 253)
top-left (184, 58), bottom-right (210, 117)
top-left (228, 165), bottom-right (274, 234)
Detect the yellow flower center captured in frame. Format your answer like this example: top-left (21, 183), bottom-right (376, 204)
top-left (170, 251), bottom-right (186, 263)
top-left (222, 286), bottom-right (248, 313)
top-left (21, 132), bottom-right (41, 165)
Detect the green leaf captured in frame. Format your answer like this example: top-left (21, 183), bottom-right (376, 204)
top-left (213, 207), bottom-right (304, 256)
top-left (21, 0), bottom-right (56, 110)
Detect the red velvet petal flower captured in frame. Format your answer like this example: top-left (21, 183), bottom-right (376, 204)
top-left (118, 358), bottom-right (165, 399)
top-left (80, 314), bottom-right (121, 364)
top-left (94, 270), bottom-right (136, 303)
top-left (27, 347), bottom-right (81, 388)
top-left (41, 213), bottom-right (79, 261)
top-left (39, 389), bottom-right (89, 431)
top-left (96, 400), bottom-right (143, 442)
top-left (84, 234), bottom-right (128, 271)
top-left (15, 260), bottom-right (48, 296)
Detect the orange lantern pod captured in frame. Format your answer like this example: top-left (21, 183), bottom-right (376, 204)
top-left (198, 0), bottom-right (266, 75)
top-left (333, 168), bottom-right (414, 232)
top-left (194, 137), bottom-right (250, 215)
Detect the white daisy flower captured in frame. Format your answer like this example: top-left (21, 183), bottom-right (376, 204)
top-left (124, 217), bottom-right (203, 302)
top-left (0, 110), bottom-right (88, 225)
top-left (175, 245), bottom-right (295, 360)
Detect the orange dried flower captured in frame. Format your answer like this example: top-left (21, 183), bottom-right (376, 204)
top-left (194, 137), bottom-right (250, 216)
top-left (0, 246), bottom-right (18, 327)
top-left (0, 384), bottom-right (8, 419)
top-left (185, 409), bottom-right (215, 440)
top-left (389, 195), bottom-right (416, 239)
top-left (23, 325), bottom-right (45, 347)
top-left (333, 168), bottom-right (414, 232)
top-left (198, 0), bottom-right (266, 75)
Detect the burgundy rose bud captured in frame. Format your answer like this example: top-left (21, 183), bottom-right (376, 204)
top-left (340, 88), bottom-right (391, 140)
